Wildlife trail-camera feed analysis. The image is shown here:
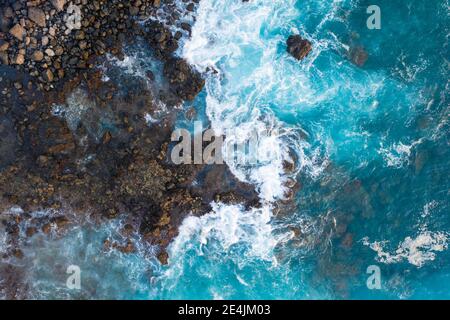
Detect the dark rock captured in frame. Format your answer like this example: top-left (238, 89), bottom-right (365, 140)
top-left (146, 21), bottom-right (179, 60)
top-left (180, 22), bottom-right (191, 34)
top-left (186, 3), bottom-right (195, 12)
top-left (3, 7), bottom-right (14, 18)
top-left (286, 34), bottom-right (312, 60)
top-left (157, 251), bottom-right (169, 265)
top-left (0, 52), bottom-right (8, 65)
top-left (163, 57), bottom-right (205, 101)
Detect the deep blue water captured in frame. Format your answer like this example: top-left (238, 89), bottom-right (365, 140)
top-left (8, 0), bottom-right (449, 299)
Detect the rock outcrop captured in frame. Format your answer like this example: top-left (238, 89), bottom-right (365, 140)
top-left (286, 34), bottom-right (312, 60)
top-left (164, 57), bottom-right (205, 101)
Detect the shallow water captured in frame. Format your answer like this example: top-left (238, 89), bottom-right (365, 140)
top-left (10, 0), bottom-right (450, 299)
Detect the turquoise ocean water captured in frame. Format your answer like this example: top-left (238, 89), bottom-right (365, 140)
top-left (13, 0), bottom-right (449, 299)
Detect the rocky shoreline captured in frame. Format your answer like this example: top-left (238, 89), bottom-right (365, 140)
top-left (0, 0), bottom-right (263, 299)
top-left (0, 0), bottom-right (205, 93)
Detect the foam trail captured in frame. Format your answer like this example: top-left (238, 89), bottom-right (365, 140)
top-left (362, 231), bottom-right (449, 268)
top-left (182, 0), bottom-right (318, 202)
top-left (161, 202), bottom-right (295, 297)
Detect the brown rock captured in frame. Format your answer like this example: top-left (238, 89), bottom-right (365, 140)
top-left (44, 69), bottom-right (54, 82)
top-left (0, 40), bottom-right (9, 52)
top-left (37, 155), bottom-right (49, 166)
top-left (54, 46), bottom-right (64, 56)
top-left (14, 53), bottom-right (25, 65)
top-left (28, 7), bottom-right (46, 28)
top-left (13, 249), bottom-right (24, 259)
top-left (157, 251), bottom-right (169, 265)
top-left (121, 241), bottom-right (135, 253)
top-left (102, 131), bottom-right (112, 144)
top-left (53, 216), bottom-right (69, 229)
top-left (186, 3), bottom-right (195, 12)
top-left (32, 50), bottom-right (44, 61)
top-left (79, 40), bottom-right (87, 49)
top-left (42, 223), bottom-right (51, 234)
top-left (75, 30), bottom-right (85, 40)
top-left (26, 227), bottom-right (37, 237)
top-left (163, 57), bottom-right (205, 101)
top-left (286, 34), bottom-right (312, 61)
top-left (49, 27), bottom-right (56, 37)
top-left (45, 48), bottom-right (55, 57)
top-left (9, 24), bottom-right (26, 40)
top-left (51, 0), bottom-right (66, 12)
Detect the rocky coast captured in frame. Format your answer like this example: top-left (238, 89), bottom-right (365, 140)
top-left (0, 0), bottom-right (261, 299)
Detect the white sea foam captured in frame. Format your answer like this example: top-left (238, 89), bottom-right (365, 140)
top-left (103, 52), bottom-right (148, 83)
top-left (21, 217), bottom-right (159, 299)
top-left (182, 0), bottom-right (330, 202)
top-left (144, 113), bottom-right (159, 125)
top-left (164, 202), bottom-right (293, 279)
top-left (362, 231), bottom-right (449, 268)
top-left (421, 200), bottom-right (439, 218)
top-left (52, 88), bottom-right (94, 132)
top-left (169, 203), bottom-right (282, 261)
top-left (102, 46), bottom-right (178, 113)
top-left (378, 138), bottom-right (424, 168)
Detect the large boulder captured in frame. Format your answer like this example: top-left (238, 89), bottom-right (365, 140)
top-left (28, 7), bottom-right (46, 27)
top-left (286, 34), bottom-right (312, 60)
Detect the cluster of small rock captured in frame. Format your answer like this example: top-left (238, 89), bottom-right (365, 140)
top-left (0, 0), bottom-right (187, 91)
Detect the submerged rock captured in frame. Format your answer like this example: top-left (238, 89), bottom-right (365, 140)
top-left (286, 34), bottom-right (312, 60)
top-left (349, 46), bottom-right (368, 67)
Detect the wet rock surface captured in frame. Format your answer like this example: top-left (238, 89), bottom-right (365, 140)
top-left (164, 57), bottom-right (205, 101)
top-left (286, 34), bottom-right (312, 61)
